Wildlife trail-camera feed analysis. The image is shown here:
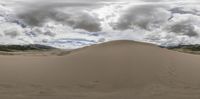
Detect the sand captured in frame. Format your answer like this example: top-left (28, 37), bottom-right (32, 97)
top-left (0, 40), bottom-right (200, 99)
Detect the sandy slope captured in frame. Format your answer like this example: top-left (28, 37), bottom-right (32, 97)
top-left (0, 40), bottom-right (200, 99)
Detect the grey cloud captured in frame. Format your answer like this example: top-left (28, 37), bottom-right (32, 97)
top-left (167, 20), bottom-right (199, 37)
top-left (18, 8), bottom-right (51, 26)
top-left (17, 2), bottom-right (102, 32)
top-left (32, 28), bottom-right (56, 37)
top-left (64, 13), bottom-right (102, 32)
top-left (113, 4), bottom-right (170, 30)
top-left (43, 31), bottom-right (56, 37)
top-left (52, 11), bottom-right (102, 32)
top-left (169, 7), bottom-right (200, 20)
top-left (4, 29), bottom-right (21, 38)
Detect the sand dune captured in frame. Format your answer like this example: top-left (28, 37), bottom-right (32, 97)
top-left (0, 40), bottom-right (200, 98)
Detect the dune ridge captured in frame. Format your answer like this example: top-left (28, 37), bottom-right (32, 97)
top-left (0, 40), bottom-right (200, 99)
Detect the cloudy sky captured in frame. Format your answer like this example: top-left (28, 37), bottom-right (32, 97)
top-left (0, 0), bottom-right (200, 48)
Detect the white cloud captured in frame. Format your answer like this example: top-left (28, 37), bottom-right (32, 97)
top-left (1, 0), bottom-right (200, 48)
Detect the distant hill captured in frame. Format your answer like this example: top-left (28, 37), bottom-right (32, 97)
top-left (166, 45), bottom-right (200, 51)
top-left (0, 44), bottom-right (56, 52)
top-left (163, 45), bottom-right (200, 54)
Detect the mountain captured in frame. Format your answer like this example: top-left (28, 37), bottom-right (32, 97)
top-left (167, 44), bottom-right (200, 51)
top-left (163, 44), bottom-right (200, 54)
top-left (0, 44), bottom-right (56, 52)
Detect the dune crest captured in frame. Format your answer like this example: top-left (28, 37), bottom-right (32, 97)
top-left (0, 40), bottom-right (200, 98)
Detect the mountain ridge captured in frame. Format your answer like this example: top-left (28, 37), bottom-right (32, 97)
top-left (0, 44), bottom-right (56, 52)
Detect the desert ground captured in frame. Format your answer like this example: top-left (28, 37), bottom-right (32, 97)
top-left (0, 40), bottom-right (200, 99)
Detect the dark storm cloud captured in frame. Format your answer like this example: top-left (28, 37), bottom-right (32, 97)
top-left (113, 4), bottom-right (170, 30)
top-left (16, 1), bottom-right (102, 32)
top-left (167, 20), bottom-right (199, 37)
